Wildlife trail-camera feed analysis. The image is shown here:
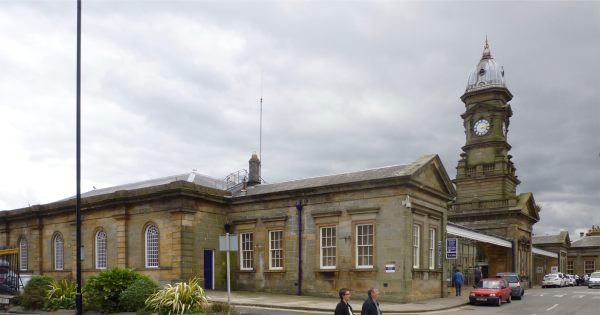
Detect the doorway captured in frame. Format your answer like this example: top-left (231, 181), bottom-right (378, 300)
top-left (203, 250), bottom-right (214, 290)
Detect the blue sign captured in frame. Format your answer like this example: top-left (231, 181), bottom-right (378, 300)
top-left (446, 238), bottom-right (458, 259)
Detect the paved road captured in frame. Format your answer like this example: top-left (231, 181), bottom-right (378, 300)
top-left (446, 286), bottom-right (600, 315)
top-left (229, 286), bottom-right (600, 315)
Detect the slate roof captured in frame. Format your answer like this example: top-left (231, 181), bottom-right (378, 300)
top-left (69, 172), bottom-right (227, 200)
top-left (571, 236), bottom-right (600, 248)
top-left (64, 154), bottom-right (440, 202)
top-left (532, 234), bottom-right (563, 245)
top-left (532, 231), bottom-right (570, 245)
top-left (234, 154), bottom-right (437, 197)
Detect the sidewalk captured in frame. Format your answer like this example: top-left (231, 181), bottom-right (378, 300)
top-left (206, 288), bottom-right (471, 314)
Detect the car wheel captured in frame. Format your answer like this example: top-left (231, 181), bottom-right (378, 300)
top-left (542, 285), bottom-right (546, 289)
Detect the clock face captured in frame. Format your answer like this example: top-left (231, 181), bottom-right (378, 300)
top-left (473, 119), bottom-right (490, 136)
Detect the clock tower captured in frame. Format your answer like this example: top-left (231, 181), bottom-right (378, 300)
top-left (449, 40), bottom-right (540, 279)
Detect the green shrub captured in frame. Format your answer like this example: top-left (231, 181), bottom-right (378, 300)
top-left (83, 267), bottom-right (143, 313)
top-left (119, 276), bottom-right (160, 312)
top-left (18, 275), bottom-right (54, 310)
top-left (145, 278), bottom-right (207, 315)
top-left (45, 279), bottom-right (76, 310)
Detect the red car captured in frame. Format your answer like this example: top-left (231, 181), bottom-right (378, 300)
top-left (469, 278), bottom-right (512, 306)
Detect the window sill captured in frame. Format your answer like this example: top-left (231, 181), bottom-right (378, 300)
top-left (351, 267), bottom-right (377, 272)
top-left (413, 268), bottom-right (442, 273)
top-left (237, 269), bottom-right (256, 273)
top-left (316, 269), bottom-right (339, 275)
top-left (134, 267), bottom-right (173, 271)
top-left (264, 269), bottom-right (285, 273)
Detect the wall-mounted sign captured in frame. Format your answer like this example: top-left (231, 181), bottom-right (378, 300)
top-left (438, 240), bottom-right (443, 268)
top-left (551, 266), bottom-right (558, 273)
top-left (536, 266), bottom-right (543, 273)
top-left (385, 264), bottom-right (396, 273)
top-left (446, 238), bottom-right (458, 259)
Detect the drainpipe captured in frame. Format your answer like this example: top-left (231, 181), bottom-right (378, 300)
top-left (296, 200), bottom-right (303, 296)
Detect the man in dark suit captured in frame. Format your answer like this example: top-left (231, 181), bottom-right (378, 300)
top-left (361, 287), bottom-right (382, 315)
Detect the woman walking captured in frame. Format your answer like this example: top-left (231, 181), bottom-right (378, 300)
top-left (334, 288), bottom-right (354, 315)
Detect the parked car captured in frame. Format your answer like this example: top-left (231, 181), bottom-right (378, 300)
top-left (496, 272), bottom-right (524, 300)
top-left (589, 272), bottom-right (600, 289)
top-left (469, 278), bottom-right (512, 306)
top-left (542, 273), bottom-right (563, 288)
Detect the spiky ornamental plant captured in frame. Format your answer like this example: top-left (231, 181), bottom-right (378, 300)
top-left (145, 278), bottom-right (208, 315)
top-left (45, 279), bottom-right (76, 310)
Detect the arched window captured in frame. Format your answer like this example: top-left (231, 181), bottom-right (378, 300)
top-left (19, 238), bottom-right (28, 271)
top-left (95, 230), bottom-right (107, 269)
top-left (145, 224), bottom-right (159, 268)
top-left (53, 233), bottom-right (64, 270)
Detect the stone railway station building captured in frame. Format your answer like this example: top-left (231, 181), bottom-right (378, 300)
top-left (1, 42), bottom-right (581, 302)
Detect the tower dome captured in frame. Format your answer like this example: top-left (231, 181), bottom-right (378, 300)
top-left (465, 39), bottom-right (507, 93)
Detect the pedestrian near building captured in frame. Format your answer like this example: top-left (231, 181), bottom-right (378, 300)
top-left (452, 269), bottom-right (465, 296)
top-left (474, 266), bottom-right (482, 287)
top-left (361, 287), bottom-right (382, 315)
top-left (335, 288), bottom-right (354, 315)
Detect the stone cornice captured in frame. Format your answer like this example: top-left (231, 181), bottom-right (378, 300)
top-left (310, 210), bottom-right (342, 218)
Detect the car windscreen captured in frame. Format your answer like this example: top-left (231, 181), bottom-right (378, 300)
top-left (477, 280), bottom-right (502, 289)
top-left (544, 274), bottom-right (558, 280)
top-left (503, 276), bottom-right (519, 283)
top-left (591, 272), bottom-right (600, 278)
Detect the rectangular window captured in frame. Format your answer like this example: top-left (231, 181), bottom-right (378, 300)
top-left (320, 227), bottom-right (337, 269)
top-left (269, 230), bottom-right (283, 270)
top-left (585, 260), bottom-right (595, 274)
top-left (413, 224), bottom-right (420, 268)
top-left (240, 233), bottom-right (254, 270)
top-left (429, 228), bottom-right (436, 270)
top-left (356, 224), bottom-right (373, 268)
top-left (566, 260), bottom-right (574, 274)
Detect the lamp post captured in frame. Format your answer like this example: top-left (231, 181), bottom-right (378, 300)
top-left (75, 1), bottom-right (83, 315)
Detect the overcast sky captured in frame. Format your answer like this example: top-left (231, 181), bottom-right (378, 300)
top-left (1, 1), bottom-right (598, 239)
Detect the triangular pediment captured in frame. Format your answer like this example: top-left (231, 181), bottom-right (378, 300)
top-left (411, 154), bottom-right (456, 197)
top-left (516, 192), bottom-right (540, 222)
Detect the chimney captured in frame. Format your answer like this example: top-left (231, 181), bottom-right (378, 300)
top-left (580, 232), bottom-right (585, 238)
top-left (248, 153), bottom-right (261, 186)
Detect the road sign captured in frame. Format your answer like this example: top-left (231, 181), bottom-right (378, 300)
top-left (219, 234), bottom-right (238, 251)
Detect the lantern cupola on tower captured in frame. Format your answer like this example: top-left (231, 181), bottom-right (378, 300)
top-left (465, 39), bottom-right (508, 94)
